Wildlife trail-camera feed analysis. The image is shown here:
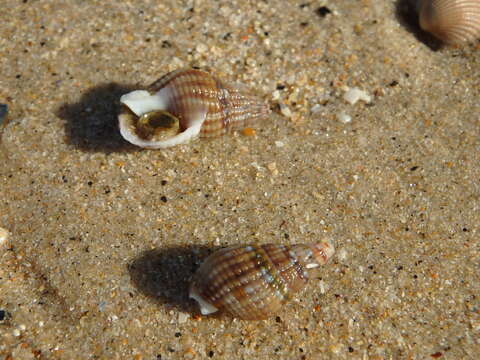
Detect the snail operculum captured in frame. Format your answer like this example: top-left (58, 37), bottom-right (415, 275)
top-left (133, 109), bottom-right (180, 141)
top-left (119, 88), bottom-right (181, 142)
top-left (119, 88), bottom-right (182, 142)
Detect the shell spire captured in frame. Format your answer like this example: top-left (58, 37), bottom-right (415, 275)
top-left (118, 69), bottom-right (270, 149)
top-left (189, 240), bottom-right (335, 320)
top-left (418, 0), bottom-right (480, 44)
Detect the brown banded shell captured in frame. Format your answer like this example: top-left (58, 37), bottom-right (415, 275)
top-left (189, 241), bottom-right (335, 320)
top-left (118, 68), bottom-right (271, 149)
top-left (418, 0), bottom-right (480, 44)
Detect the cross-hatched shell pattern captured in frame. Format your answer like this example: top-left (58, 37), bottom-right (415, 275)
top-left (418, 0), bottom-right (480, 44)
top-left (118, 68), bottom-right (270, 148)
top-left (189, 241), bottom-right (335, 320)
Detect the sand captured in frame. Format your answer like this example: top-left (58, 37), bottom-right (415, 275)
top-left (0, 0), bottom-right (479, 359)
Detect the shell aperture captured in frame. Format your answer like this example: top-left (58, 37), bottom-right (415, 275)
top-left (136, 110), bottom-right (181, 141)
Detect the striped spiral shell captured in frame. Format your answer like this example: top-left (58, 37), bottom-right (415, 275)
top-left (418, 0), bottom-right (480, 44)
top-left (118, 68), bottom-right (270, 148)
top-left (189, 241), bottom-right (335, 320)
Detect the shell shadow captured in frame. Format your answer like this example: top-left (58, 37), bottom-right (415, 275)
top-left (128, 245), bottom-right (216, 314)
top-left (394, 0), bottom-right (443, 51)
top-left (56, 82), bottom-right (139, 153)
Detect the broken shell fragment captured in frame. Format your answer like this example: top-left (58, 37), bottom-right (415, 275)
top-left (418, 0), bottom-right (480, 44)
top-left (119, 68), bottom-right (271, 149)
top-left (189, 241), bottom-right (335, 320)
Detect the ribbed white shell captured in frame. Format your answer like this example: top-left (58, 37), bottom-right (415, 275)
top-left (419, 0), bottom-right (480, 44)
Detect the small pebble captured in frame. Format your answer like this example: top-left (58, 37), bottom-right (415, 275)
top-left (319, 280), bottom-right (326, 294)
top-left (0, 227), bottom-right (9, 245)
top-left (0, 104), bottom-right (7, 125)
top-left (178, 312), bottom-right (190, 324)
top-left (250, 162), bottom-right (262, 171)
top-left (329, 343), bottom-right (343, 354)
top-left (337, 111), bottom-right (352, 123)
top-left (279, 103), bottom-right (292, 118)
top-left (267, 162), bottom-right (278, 176)
top-left (310, 104), bottom-right (322, 113)
top-left (271, 90), bottom-right (281, 101)
top-left (337, 248), bottom-right (348, 261)
top-left (196, 43), bottom-right (208, 54)
top-left (242, 127), bottom-right (256, 136)
top-left (184, 348), bottom-right (196, 359)
top-left (274, 140), bottom-right (285, 148)
top-left (343, 87), bottom-right (371, 105)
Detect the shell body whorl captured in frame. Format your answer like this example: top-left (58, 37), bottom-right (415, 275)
top-left (418, 0), bottom-right (480, 44)
top-left (119, 69), bottom-right (270, 149)
top-left (189, 241), bottom-right (335, 320)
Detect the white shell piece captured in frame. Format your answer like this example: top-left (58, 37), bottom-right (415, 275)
top-left (343, 87), bottom-right (371, 105)
top-left (306, 263), bottom-right (320, 269)
top-left (189, 288), bottom-right (219, 315)
top-left (118, 110), bottom-right (206, 149)
top-left (120, 90), bottom-right (168, 116)
top-left (337, 111), bottom-right (352, 124)
top-left (279, 103), bottom-right (292, 118)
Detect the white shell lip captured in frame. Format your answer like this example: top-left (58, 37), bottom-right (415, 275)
top-left (118, 112), bottom-right (204, 149)
top-left (189, 285), bottom-right (219, 315)
top-left (119, 89), bottom-right (207, 149)
top-left (120, 90), bottom-right (167, 116)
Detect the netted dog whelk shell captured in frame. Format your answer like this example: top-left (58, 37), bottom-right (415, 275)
top-left (189, 241), bottom-right (335, 320)
top-left (417, 0), bottom-right (480, 44)
top-left (119, 69), bottom-right (271, 149)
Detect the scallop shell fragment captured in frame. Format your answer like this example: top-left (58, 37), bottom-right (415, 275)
top-left (118, 68), bottom-right (271, 149)
top-left (418, 0), bottom-right (480, 44)
top-left (189, 241), bottom-right (335, 320)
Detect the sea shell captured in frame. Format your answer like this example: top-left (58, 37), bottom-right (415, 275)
top-left (418, 0), bottom-right (480, 44)
top-left (189, 241), bottom-right (335, 320)
top-left (118, 68), bottom-right (270, 148)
